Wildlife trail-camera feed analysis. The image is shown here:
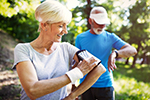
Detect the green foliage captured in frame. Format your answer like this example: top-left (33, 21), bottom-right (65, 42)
top-left (0, 14), bottom-right (39, 42)
top-left (0, 0), bottom-right (150, 65)
top-left (114, 61), bottom-right (150, 100)
top-left (0, 0), bottom-right (40, 42)
top-left (128, 0), bottom-right (149, 43)
top-left (0, 0), bottom-right (16, 17)
top-left (0, 0), bottom-right (40, 18)
top-left (115, 0), bottom-right (150, 66)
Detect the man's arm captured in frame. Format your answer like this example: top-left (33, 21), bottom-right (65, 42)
top-left (108, 44), bottom-right (137, 72)
top-left (115, 44), bottom-right (137, 58)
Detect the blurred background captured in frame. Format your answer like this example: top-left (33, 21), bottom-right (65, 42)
top-left (0, 0), bottom-right (150, 99)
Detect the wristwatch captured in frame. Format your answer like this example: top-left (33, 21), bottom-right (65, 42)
top-left (114, 50), bottom-right (118, 58)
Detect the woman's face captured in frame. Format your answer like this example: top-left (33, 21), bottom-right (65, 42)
top-left (47, 22), bottom-right (68, 42)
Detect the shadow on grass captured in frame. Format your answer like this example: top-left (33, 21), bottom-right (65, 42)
top-left (0, 84), bottom-right (21, 100)
top-left (0, 69), bottom-right (21, 100)
top-left (115, 93), bottom-right (147, 100)
top-left (114, 61), bottom-right (150, 100)
top-left (115, 61), bottom-right (150, 83)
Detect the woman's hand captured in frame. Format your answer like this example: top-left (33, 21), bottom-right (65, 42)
top-left (76, 57), bottom-right (97, 76)
top-left (63, 60), bottom-right (106, 100)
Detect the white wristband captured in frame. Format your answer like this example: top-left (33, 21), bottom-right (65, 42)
top-left (66, 67), bottom-right (83, 84)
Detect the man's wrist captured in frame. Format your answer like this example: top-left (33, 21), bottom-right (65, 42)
top-left (114, 50), bottom-right (118, 58)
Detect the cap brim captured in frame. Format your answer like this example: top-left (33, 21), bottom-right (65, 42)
top-left (94, 18), bottom-right (110, 25)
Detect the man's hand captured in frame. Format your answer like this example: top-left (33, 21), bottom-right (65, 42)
top-left (108, 51), bottom-right (117, 72)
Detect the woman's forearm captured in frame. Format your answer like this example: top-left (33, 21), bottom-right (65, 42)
top-left (67, 63), bottom-right (106, 99)
top-left (25, 75), bottom-right (71, 99)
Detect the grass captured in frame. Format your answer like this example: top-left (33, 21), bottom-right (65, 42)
top-left (114, 61), bottom-right (150, 100)
top-left (0, 61), bottom-right (150, 100)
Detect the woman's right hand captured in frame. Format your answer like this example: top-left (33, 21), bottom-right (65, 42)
top-left (76, 57), bottom-right (97, 76)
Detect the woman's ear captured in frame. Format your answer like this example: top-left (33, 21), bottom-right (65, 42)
top-left (40, 23), bottom-right (47, 31)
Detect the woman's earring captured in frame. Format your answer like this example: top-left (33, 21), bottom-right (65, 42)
top-left (45, 29), bottom-right (47, 31)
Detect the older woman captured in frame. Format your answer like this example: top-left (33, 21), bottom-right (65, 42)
top-left (12, 0), bottom-right (106, 100)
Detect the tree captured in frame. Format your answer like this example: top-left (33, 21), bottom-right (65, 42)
top-left (119, 0), bottom-right (150, 67)
top-left (128, 0), bottom-right (150, 68)
top-left (0, 0), bottom-right (41, 42)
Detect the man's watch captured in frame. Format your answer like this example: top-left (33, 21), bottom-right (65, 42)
top-left (114, 50), bottom-right (118, 58)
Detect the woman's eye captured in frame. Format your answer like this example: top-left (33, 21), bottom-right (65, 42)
top-left (59, 25), bottom-right (63, 28)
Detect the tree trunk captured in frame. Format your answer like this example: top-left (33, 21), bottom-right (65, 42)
top-left (140, 52), bottom-right (146, 65)
top-left (131, 54), bottom-right (138, 68)
top-left (86, 0), bottom-right (92, 29)
top-left (146, 56), bottom-right (150, 64)
top-left (125, 58), bottom-right (129, 65)
top-left (131, 42), bottom-right (141, 68)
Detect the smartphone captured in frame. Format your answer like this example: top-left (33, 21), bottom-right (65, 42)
top-left (76, 50), bottom-right (101, 66)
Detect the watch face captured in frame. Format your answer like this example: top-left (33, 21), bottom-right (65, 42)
top-left (76, 50), bottom-right (101, 65)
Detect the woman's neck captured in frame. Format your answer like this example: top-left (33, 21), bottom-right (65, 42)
top-left (30, 37), bottom-right (58, 55)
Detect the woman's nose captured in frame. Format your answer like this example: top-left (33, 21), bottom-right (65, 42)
top-left (63, 26), bottom-right (68, 34)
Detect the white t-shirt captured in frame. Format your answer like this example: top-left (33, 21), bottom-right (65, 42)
top-left (12, 42), bottom-right (79, 100)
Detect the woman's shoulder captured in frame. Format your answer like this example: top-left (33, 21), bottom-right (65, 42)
top-left (58, 42), bottom-right (77, 50)
top-left (15, 42), bottom-right (30, 47)
top-left (58, 42), bottom-right (71, 47)
top-left (14, 43), bottom-right (31, 51)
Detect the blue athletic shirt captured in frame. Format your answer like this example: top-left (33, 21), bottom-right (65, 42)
top-left (75, 30), bottom-right (126, 88)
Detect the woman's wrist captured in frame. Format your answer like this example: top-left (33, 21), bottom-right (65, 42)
top-left (66, 92), bottom-right (76, 100)
top-left (66, 67), bottom-right (83, 84)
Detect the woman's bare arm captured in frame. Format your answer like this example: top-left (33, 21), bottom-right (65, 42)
top-left (16, 61), bottom-right (70, 99)
top-left (63, 63), bottom-right (106, 99)
top-left (63, 53), bottom-right (106, 100)
top-left (16, 57), bottom-right (97, 99)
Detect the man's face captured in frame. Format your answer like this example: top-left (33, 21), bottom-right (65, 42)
top-left (91, 19), bottom-right (106, 35)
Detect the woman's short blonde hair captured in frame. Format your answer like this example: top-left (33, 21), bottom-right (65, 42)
top-left (35, 0), bottom-right (72, 32)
